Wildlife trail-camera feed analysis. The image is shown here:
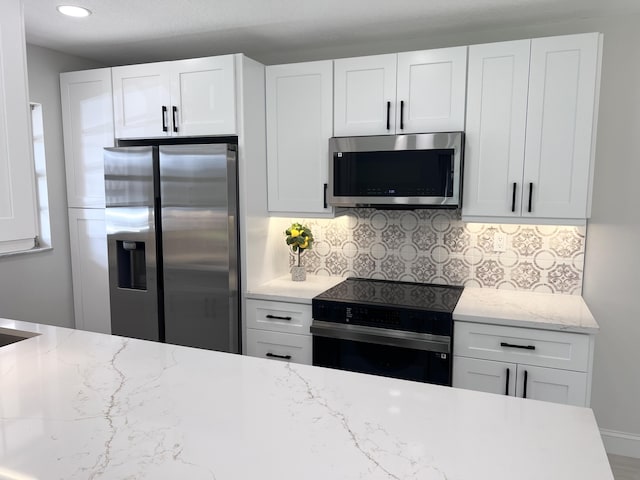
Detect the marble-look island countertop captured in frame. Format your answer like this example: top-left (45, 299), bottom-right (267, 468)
top-left (454, 288), bottom-right (599, 333)
top-left (0, 318), bottom-right (612, 480)
top-left (246, 274), bottom-right (345, 304)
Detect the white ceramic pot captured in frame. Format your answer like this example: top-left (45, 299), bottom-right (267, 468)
top-left (291, 265), bottom-right (306, 282)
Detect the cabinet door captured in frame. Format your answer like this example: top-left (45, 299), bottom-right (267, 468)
top-left (266, 60), bottom-right (333, 213)
top-left (0, 0), bottom-right (37, 252)
top-left (523, 33), bottom-right (600, 219)
top-left (171, 55), bottom-right (236, 136)
top-left (516, 365), bottom-right (588, 407)
top-left (68, 208), bottom-right (111, 334)
top-left (462, 40), bottom-right (531, 217)
top-left (112, 62), bottom-right (172, 139)
top-left (396, 46), bottom-right (467, 133)
top-left (334, 54), bottom-right (397, 136)
top-left (246, 328), bottom-right (312, 365)
top-left (60, 68), bottom-right (114, 208)
top-left (453, 356), bottom-right (516, 396)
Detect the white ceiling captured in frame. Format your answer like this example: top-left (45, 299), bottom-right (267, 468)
top-left (24, 0), bottom-right (640, 66)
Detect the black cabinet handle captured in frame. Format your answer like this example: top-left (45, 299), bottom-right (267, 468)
top-left (505, 367), bottom-right (510, 396)
top-left (386, 101), bottom-right (391, 130)
top-left (523, 370), bottom-right (529, 399)
top-left (400, 100), bottom-right (405, 130)
top-left (266, 352), bottom-right (292, 360)
top-left (323, 183), bottom-right (328, 209)
top-left (528, 182), bottom-right (533, 213)
top-left (511, 182), bottom-right (517, 212)
top-left (161, 106), bottom-right (168, 132)
top-left (266, 314), bottom-right (292, 321)
top-left (500, 342), bottom-right (535, 350)
top-left (172, 106), bottom-right (178, 133)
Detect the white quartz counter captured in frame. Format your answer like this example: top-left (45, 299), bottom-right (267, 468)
top-left (0, 318), bottom-right (612, 479)
top-left (246, 274), bottom-right (345, 304)
top-left (454, 288), bottom-right (599, 333)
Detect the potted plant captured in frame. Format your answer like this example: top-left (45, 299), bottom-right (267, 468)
top-left (285, 222), bottom-right (314, 281)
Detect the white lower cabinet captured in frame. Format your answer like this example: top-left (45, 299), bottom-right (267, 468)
top-left (453, 356), bottom-right (587, 405)
top-left (68, 208), bottom-right (111, 334)
top-left (453, 321), bottom-right (593, 407)
top-left (245, 298), bottom-right (313, 365)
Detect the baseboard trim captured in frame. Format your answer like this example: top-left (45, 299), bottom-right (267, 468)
top-left (601, 428), bottom-right (640, 459)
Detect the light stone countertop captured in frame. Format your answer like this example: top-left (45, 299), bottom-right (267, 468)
top-left (454, 288), bottom-right (599, 333)
top-left (246, 274), bottom-right (345, 303)
top-left (0, 318), bottom-right (612, 480)
top-left (248, 276), bottom-right (599, 334)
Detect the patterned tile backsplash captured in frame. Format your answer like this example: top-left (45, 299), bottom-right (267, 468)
top-left (287, 209), bottom-right (586, 295)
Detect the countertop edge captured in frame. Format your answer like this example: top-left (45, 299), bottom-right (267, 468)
top-left (452, 313), bottom-right (599, 334)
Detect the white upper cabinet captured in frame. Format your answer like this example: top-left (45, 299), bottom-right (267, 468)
top-left (523, 34), bottom-right (600, 219)
top-left (334, 47), bottom-right (467, 137)
top-left (463, 33), bottom-right (602, 222)
top-left (0, 0), bottom-right (37, 252)
top-left (396, 47), bottom-right (467, 134)
top-left (112, 55), bottom-right (236, 139)
top-left (170, 56), bottom-right (236, 136)
top-left (60, 68), bottom-right (114, 208)
top-left (462, 40), bottom-right (531, 218)
top-left (266, 60), bottom-right (334, 214)
top-left (334, 54), bottom-right (397, 136)
top-left (112, 62), bottom-right (171, 138)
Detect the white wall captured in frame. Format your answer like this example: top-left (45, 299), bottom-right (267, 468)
top-left (0, 45), bottom-right (101, 327)
top-left (263, 14), bottom-right (640, 452)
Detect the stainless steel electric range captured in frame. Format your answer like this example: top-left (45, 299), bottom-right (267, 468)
top-left (311, 278), bottom-right (463, 385)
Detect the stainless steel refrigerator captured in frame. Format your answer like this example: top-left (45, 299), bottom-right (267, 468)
top-left (104, 142), bottom-right (239, 353)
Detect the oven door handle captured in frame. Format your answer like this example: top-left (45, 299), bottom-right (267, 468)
top-left (310, 320), bottom-right (450, 354)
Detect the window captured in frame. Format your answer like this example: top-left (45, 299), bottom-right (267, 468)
top-left (0, 103), bottom-right (50, 255)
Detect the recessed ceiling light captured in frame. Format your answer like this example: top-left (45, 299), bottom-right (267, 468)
top-left (56, 5), bottom-right (92, 17)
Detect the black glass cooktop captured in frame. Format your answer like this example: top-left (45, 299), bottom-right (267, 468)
top-left (313, 277), bottom-right (463, 313)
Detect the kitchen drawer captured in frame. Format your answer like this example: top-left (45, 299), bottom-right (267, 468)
top-left (454, 321), bottom-right (590, 372)
top-left (246, 328), bottom-right (312, 365)
top-left (246, 299), bottom-right (312, 335)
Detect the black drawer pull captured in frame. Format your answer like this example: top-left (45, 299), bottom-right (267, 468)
top-left (505, 367), bottom-right (510, 396)
top-left (523, 370), bottom-right (529, 399)
top-left (266, 314), bottom-right (292, 321)
top-left (511, 182), bottom-right (517, 212)
top-left (266, 352), bottom-right (292, 360)
top-left (400, 100), bottom-right (405, 130)
top-left (528, 182), bottom-right (533, 213)
top-left (500, 342), bottom-right (535, 350)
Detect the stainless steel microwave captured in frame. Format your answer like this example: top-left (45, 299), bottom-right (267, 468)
top-left (327, 132), bottom-right (463, 208)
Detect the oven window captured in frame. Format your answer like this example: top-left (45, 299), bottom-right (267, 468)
top-left (313, 336), bottom-right (451, 386)
top-left (333, 149), bottom-right (454, 197)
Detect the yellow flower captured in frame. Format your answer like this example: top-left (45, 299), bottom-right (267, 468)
top-left (290, 229), bottom-right (300, 238)
top-left (300, 239), bottom-right (308, 249)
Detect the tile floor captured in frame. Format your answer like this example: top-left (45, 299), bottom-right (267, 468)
top-left (609, 454), bottom-right (640, 480)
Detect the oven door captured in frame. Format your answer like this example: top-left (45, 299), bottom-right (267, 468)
top-left (310, 320), bottom-right (451, 385)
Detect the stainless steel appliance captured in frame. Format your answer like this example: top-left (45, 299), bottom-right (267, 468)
top-left (327, 132), bottom-right (463, 208)
top-left (311, 278), bottom-right (463, 385)
top-left (104, 141), bottom-right (239, 353)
